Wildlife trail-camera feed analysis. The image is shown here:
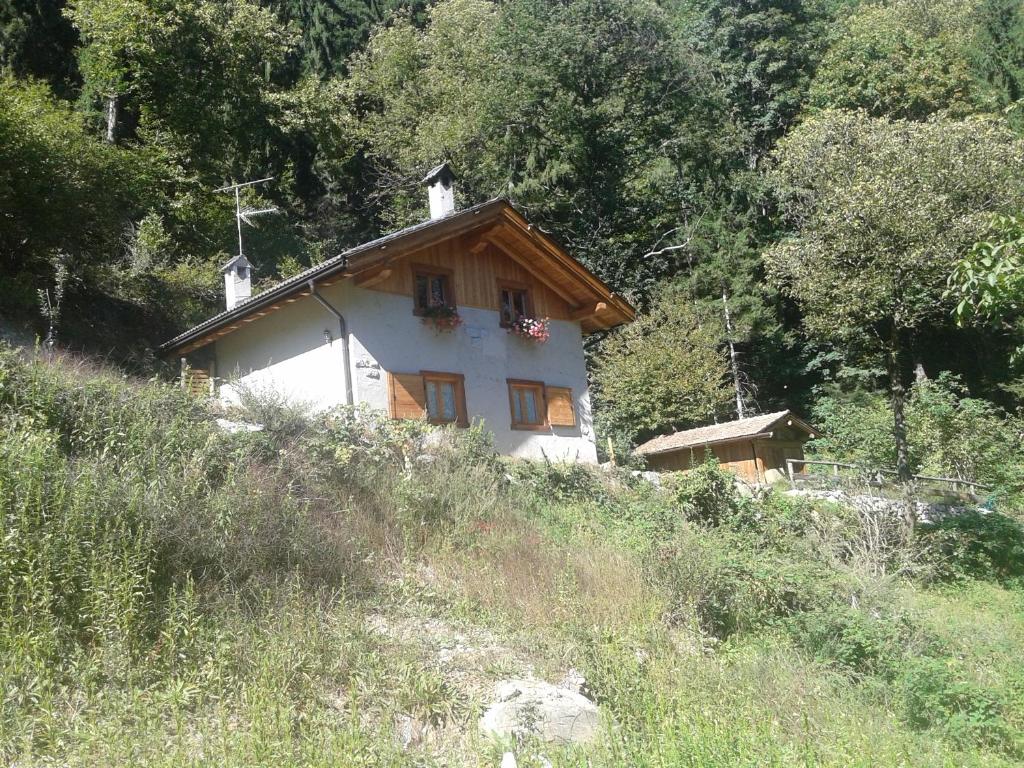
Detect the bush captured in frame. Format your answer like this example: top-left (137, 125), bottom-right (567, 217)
top-left (664, 459), bottom-right (745, 527)
top-left (502, 456), bottom-right (609, 504)
top-left (788, 606), bottom-right (914, 680)
top-left (896, 657), bottom-right (1021, 754)
top-left (810, 374), bottom-right (1024, 503)
top-left (651, 526), bottom-right (842, 637)
top-left (915, 511), bottom-right (1024, 584)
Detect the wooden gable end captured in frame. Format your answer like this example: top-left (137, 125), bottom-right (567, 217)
top-left (361, 232), bottom-right (574, 321)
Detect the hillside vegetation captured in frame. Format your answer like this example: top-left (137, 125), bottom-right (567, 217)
top-left (3, 345), bottom-right (1024, 766)
top-left (4, 0), bottom-right (1024, 452)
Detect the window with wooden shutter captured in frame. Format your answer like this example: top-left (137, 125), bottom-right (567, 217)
top-left (507, 379), bottom-right (547, 430)
top-left (388, 372), bottom-right (427, 420)
top-left (387, 371), bottom-right (468, 426)
top-left (545, 386), bottom-right (575, 427)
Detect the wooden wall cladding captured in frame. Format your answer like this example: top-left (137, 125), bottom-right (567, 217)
top-left (646, 440), bottom-right (761, 484)
top-left (365, 235), bottom-right (572, 320)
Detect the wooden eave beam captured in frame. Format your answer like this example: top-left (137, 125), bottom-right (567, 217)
top-left (570, 302), bottom-right (608, 321)
top-left (354, 267), bottom-right (393, 288)
top-left (496, 207), bottom-right (636, 324)
top-left (484, 231), bottom-right (583, 310)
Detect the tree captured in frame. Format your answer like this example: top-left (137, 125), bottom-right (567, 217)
top-left (0, 0), bottom-right (80, 97)
top-left (266, 0), bottom-right (429, 78)
top-left (968, 0), bottom-right (1024, 130)
top-left (685, 0), bottom-right (849, 166)
top-left (948, 214), bottom-right (1024, 388)
top-left (347, 0), bottom-right (731, 298)
top-left (67, 0), bottom-right (296, 162)
top-left (808, 0), bottom-right (978, 121)
top-left (591, 291), bottom-right (732, 450)
top-left (0, 78), bottom-right (159, 308)
top-left (765, 111), bottom-right (1024, 492)
top-left (950, 214), bottom-right (1024, 325)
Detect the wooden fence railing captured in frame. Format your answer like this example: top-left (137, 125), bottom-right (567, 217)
top-left (786, 458), bottom-right (991, 495)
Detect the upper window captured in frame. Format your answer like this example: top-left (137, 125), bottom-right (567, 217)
top-left (413, 266), bottom-right (455, 315)
top-left (508, 379), bottom-right (546, 430)
top-left (499, 281), bottom-right (532, 327)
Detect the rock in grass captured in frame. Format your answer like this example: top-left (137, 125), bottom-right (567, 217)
top-left (479, 679), bottom-right (601, 746)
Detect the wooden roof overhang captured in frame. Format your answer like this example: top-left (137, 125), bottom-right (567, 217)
top-left (160, 199), bottom-right (635, 357)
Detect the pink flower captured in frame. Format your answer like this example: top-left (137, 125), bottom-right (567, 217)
top-left (509, 315), bottom-right (550, 343)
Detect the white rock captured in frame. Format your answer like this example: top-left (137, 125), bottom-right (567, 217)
top-left (480, 679), bottom-right (601, 746)
top-left (558, 668), bottom-right (587, 696)
top-left (500, 752), bottom-right (518, 768)
top-left (215, 417), bottom-right (264, 433)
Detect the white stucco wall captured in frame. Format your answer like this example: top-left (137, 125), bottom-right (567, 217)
top-left (213, 281), bottom-right (598, 462)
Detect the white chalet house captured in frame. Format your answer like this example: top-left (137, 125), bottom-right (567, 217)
top-left (161, 166), bottom-right (635, 462)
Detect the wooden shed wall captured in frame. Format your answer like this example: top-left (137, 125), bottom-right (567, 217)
top-left (646, 440), bottom-right (761, 483)
top-left (645, 437), bottom-right (807, 484)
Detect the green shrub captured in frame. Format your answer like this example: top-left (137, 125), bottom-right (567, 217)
top-left (810, 374), bottom-right (1024, 503)
top-left (896, 657), bottom-right (1022, 754)
top-left (915, 511), bottom-right (1024, 584)
top-left (664, 459), bottom-right (745, 527)
top-left (652, 527), bottom-right (842, 637)
top-left (788, 606), bottom-right (914, 680)
top-left (502, 455), bottom-right (609, 504)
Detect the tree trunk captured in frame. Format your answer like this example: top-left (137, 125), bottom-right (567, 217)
top-left (722, 289), bottom-right (745, 419)
top-left (887, 327), bottom-right (915, 531)
top-left (914, 360), bottom-right (928, 383)
top-left (105, 94), bottom-right (119, 144)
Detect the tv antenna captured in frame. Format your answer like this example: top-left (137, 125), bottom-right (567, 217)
top-left (214, 176), bottom-right (278, 258)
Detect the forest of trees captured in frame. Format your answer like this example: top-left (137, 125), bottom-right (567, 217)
top-left (2, 0), bottom-right (1024, 469)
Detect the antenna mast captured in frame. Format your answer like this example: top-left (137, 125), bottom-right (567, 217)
top-left (214, 176), bottom-right (278, 258)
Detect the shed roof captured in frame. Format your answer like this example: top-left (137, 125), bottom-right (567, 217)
top-left (633, 410), bottom-right (817, 456)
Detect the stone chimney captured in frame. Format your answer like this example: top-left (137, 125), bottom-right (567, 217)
top-left (222, 254), bottom-right (252, 310)
top-left (423, 162), bottom-right (456, 219)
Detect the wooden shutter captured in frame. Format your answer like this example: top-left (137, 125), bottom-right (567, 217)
top-left (545, 386), bottom-right (576, 427)
top-left (388, 372), bottom-right (426, 420)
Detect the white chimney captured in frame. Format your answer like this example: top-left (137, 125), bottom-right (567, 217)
top-left (423, 162), bottom-right (456, 219)
top-left (222, 254), bottom-right (252, 310)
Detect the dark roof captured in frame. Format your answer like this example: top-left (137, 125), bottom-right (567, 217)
top-left (634, 410), bottom-right (817, 456)
top-left (160, 199), bottom-right (502, 353)
top-left (422, 162), bottom-right (455, 184)
top-left (160, 198), bottom-right (635, 354)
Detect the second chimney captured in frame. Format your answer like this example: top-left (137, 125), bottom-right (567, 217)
top-left (222, 254), bottom-right (252, 311)
top-left (423, 162), bottom-right (456, 219)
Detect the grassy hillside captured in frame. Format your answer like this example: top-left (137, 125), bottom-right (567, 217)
top-left (1, 345), bottom-right (1023, 767)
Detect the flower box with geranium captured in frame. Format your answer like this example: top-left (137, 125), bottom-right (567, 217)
top-left (420, 304), bottom-right (462, 332)
top-left (508, 315), bottom-right (550, 344)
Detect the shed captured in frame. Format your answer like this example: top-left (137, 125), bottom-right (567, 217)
top-left (634, 410), bottom-right (817, 485)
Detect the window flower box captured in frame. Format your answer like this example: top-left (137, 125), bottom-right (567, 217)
top-left (508, 315), bottom-right (550, 344)
top-left (420, 304), bottom-right (462, 332)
